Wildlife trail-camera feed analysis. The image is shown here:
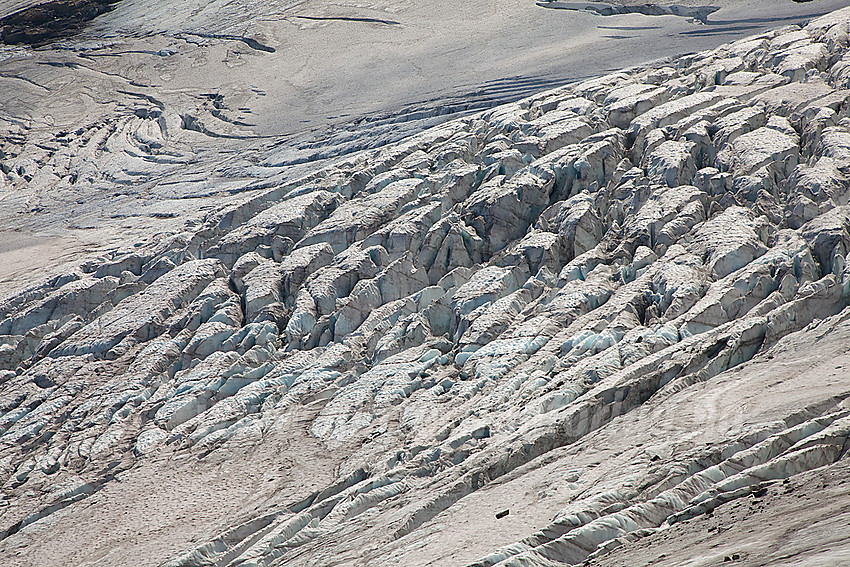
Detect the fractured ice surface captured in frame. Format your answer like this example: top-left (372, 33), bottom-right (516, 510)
top-left (3, 7), bottom-right (850, 567)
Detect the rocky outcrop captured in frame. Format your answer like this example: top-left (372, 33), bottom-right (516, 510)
top-left (2, 7), bottom-right (850, 567)
top-left (0, 0), bottom-right (121, 45)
